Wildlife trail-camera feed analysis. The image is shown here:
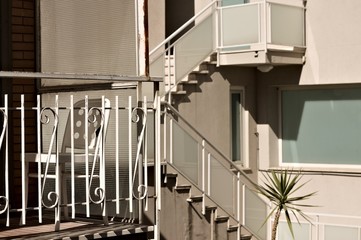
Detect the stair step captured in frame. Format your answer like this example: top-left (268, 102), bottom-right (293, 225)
top-left (166, 173), bottom-right (178, 178)
top-left (215, 215), bottom-right (229, 223)
top-left (227, 225), bottom-right (238, 232)
top-left (205, 205), bottom-right (217, 211)
top-left (172, 90), bottom-right (187, 95)
top-left (182, 80), bottom-right (198, 85)
top-left (186, 195), bottom-right (203, 203)
top-left (191, 69), bottom-right (209, 75)
top-left (240, 234), bottom-right (253, 240)
top-left (174, 185), bottom-right (192, 191)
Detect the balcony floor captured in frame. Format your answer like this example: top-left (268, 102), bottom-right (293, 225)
top-left (0, 214), bottom-right (153, 240)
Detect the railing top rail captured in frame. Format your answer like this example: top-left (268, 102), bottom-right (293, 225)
top-left (162, 101), bottom-right (257, 187)
top-left (149, 0), bottom-right (218, 57)
top-left (0, 71), bottom-right (162, 82)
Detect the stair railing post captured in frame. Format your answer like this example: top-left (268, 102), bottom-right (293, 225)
top-left (154, 93), bottom-right (161, 240)
top-left (202, 139), bottom-right (205, 215)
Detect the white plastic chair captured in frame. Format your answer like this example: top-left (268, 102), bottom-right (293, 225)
top-left (24, 97), bottom-right (110, 226)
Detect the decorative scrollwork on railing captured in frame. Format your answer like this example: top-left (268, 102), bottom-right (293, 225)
top-left (40, 107), bottom-right (60, 209)
top-left (131, 107), bottom-right (148, 200)
top-left (0, 196), bottom-right (9, 215)
top-left (88, 107), bottom-right (105, 205)
top-left (0, 109), bottom-right (8, 215)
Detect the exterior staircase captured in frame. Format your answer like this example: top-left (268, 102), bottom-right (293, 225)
top-left (155, 163), bottom-right (254, 240)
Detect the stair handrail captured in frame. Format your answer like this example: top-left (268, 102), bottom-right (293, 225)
top-left (149, 0), bottom-right (218, 61)
top-left (162, 101), bottom-right (259, 189)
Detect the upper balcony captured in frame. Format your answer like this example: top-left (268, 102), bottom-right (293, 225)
top-left (150, 0), bottom-right (306, 89)
top-left (218, 0), bottom-right (306, 67)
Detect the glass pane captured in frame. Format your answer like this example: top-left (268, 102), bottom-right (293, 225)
top-left (174, 15), bottom-right (213, 84)
top-left (231, 92), bottom-right (242, 161)
top-left (325, 225), bottom-right (358, 240)
top-left (221, 4), bottom-right (259, 47)
top-left (222, 0), bottom-right (247, 7)
top-left (245, 187), bottom-right (267, 239)
top-left (278, 222), bottom-right (310, 240)
top-left (173, 122), bottom-right (199, 184)
top-left (282, 88), bottom-right (361, 165)
top-left (270, 4), bottom-right (304, 46)
top-left (210, 158), bottom-right (234, 214)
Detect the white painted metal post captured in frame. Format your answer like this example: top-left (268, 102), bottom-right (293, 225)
top-left (85, 96), bottom-right (90, 217)
top-left (70, 95), bottom-right (75, 219)
top-left (36, 95), bottom-right (42, 223)
top-left (4, 95), bottom-right (9, 226)
top-left (143, 96), bottom-right (148, 211)
top-left (237, 172), bottom-right (241, 240)
top-left (20, 95), bottom-right (26, 225)
top-left (169, 118), bottom-right (173, 164)
top-left (100, 96), bottom-right (108, 224)
top-left (128, 96), bottom-right (133, 213)
top-left (202, 140), bottom-right (205, 215)
top-left (115, 96), bottom-right (120, 214)
top-left (54, 95), bottom-right (60, 231)
top-left (154, 94), bottom-right (161, 240)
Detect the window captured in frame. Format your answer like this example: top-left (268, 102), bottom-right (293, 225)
top-left (281, 88), bottom-right (361, 166)
top-left (231, 89), bottom-right (245, 163)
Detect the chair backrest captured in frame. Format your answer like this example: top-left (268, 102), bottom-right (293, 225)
top-left (61, 98), bottom-right (111, 153)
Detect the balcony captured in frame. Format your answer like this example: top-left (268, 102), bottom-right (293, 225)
top-left (150, 0), bottom-right (306, 93)
top-left (0, 92), bottom-right (158, 239)
top-left (218, 0), bottom-right (306, 67)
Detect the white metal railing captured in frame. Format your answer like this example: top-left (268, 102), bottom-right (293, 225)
top-left (0, 94), bottom-right (161, 238)
top-left (162, 101), bottom-right (271, 239)
top-left (277, 212), bottom-right (361, 240)
top-left (149, 0), bottom-right (305, 102)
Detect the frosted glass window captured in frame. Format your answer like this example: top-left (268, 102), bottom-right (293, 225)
top-left (278, 222), bottom-right (310, 240)
top-left (282, 88), bottom-right (361, 165)
top-left (325, 225), bottom-right (358, 240)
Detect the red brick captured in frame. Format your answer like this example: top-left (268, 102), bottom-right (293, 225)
top-left (23, 33), bottom-right (34, 42)
top-left (13, 42), bottom-right (34, 51)
top-left (12, 8), bottom-right (34, 18)
top-left (23, 1), bottom-right (34, 9)
top-left (23, 51), bottom-right (34, 60)
top-left (23, 17), bottom-right (34, 26)
top-left (13, 51), bottom-right (24, 59)
top-left (12, 16), bottom-right (23, 25)
top-left (13, 59), bottom-right (35, 68)
top-left (12, 25), bottom-right (34, 34)
top-left (12, 33), bottom-right (23, 42)
top-left (12, 0), bottom-right (23, 8)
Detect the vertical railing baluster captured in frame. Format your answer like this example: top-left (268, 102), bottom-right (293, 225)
top-left (70, 95), bottom-right (75, 218)
top-left (85, 96), bottom-right (90, 217)
top-left (36, 95), bottom-right (42, 223)
top-left (54, 95), bottom-right (60, 231)
top-left (21, 95), bottom-right (26, 225)
top-left (237, 172), bottom-right (241, 240)
top-left (100, 96), bottom-right (108, 224)
top-left (128, 96), bottom-right (133, 213)
top-left (169, 118), bottom-right (173, 164)
top-left (201, 140), bottom-right (205, 215)
top-left (144, 96), bottom-right (148, 211)
top-left (115, 96), bottom-right (120, 214)
top-left (4, 95), bottom-right (9, 226)
top-left (207, 153), bottom-right (211, 196)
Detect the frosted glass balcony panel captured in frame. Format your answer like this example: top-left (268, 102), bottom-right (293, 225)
top-left (149, 54), bottom-right (165, 77)
top-left (221, 4), bottom-right (259, 47)
top-left (222, 0), bottom-right (247, 7)
top-left (173, 122), bottom-right (199, 184)
top-left (210, 158), bottom-right (234, 214)
top-left (270, 4), bottom-right (304, 46)
top-left (174, 15), bottom-right (213, 84)
top-left (245, 187), bottom-right (267, 239)
top-left (278, 222), bottom-right (310, 240)
top-left (324, 225), bottom-right (358, 240)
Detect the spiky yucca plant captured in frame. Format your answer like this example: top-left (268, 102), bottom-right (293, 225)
top-left (254, 169), bottom-right (316, 240)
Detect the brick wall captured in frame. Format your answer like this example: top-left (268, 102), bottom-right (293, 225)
top-left (11, 0), bottom-right (37, 208)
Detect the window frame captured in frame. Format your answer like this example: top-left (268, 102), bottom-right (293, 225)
top-left (230, 86), bottom-right (249, 167)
